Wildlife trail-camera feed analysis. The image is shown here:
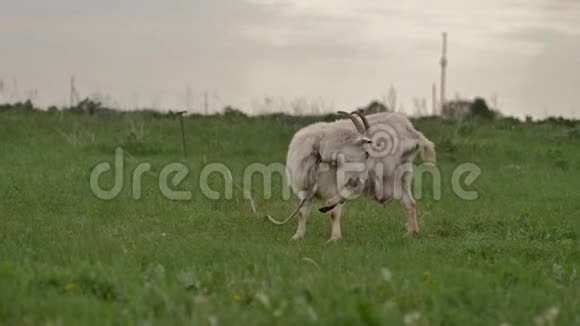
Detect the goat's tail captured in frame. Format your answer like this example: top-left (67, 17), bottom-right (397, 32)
top-left (265, 184), bottom-right (317, 225)
top-left (410, 128), bottom-right (436, 163)
top-left (420, 137), bottom-right (436, 163)
top-left (265, 197), bottom-right (307, 225)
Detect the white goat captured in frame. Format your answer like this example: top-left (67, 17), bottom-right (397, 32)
top-left (355, 112), bottom-right (435, 236)
top-left (268, 111), bottom-right (436, 241)
top-left (267, 111), bottom-right (372, 242)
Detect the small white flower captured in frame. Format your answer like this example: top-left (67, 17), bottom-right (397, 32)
top-left (381, 267), bottom-right (393, 282)
top-left (534, 306), bottom-right (559, 326)
top-left (194, 295), bottom-right (208, 304)
top-left (255, 291), bottom-right (271, 308)
top-left (208, 315), bottom-right (218, 326)
top-left (552, 264), bottom-right (563, 280)
top-left (306, 306), bottom-right (318, 322)
top-left (545, 306), bottom-right (559, 322)
top-left (403, 311), bottom-right (421, 326)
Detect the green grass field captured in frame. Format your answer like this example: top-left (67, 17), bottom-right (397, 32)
top-left (1, 109), bottom-right (579, 325)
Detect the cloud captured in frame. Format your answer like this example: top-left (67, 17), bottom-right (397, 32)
top-left (0, 0), bottom-right (578, 116)
top-left (504, 26), bottom-right (580, 45)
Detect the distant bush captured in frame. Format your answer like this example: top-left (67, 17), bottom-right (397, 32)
top-left (442, 97), bottom-right (500, 120)
top-left (223, 106), bottom-right (247, 119)
top-left (469, 98), bottom-right (497, 120)
top-left (357, 100), bottom-right (391, 114)
top-left (67, 98), bottom-right (117, 115)
top-left (500, 116), bottom-right (521, 125)
top-left (22, 100), bottom-right (35, 111)
top-left (257, 112), bottom-right (294, 120)
top-left (495, 117), bottom-right (521, 130)
top-left (134, 109), bottom-right (171, 119)
top-left (0, 100), bottom-right (38, 112)
top-left (537, 116), bottom-right (577, 128)
top-left (0, 104), bottom-right (12, 112)
top-left (319, 113), bottom-right (338, 122)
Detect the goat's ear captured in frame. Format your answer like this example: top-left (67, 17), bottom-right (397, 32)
top-left (358, 137), bottom-right (373, 145)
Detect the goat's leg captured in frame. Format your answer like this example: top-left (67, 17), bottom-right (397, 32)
top-left (378, 182), bottom-right (394, 206)
top-left (291, 199), bottom-right (312, 240)
top-left (326, 203), bottom-right (344, 242)
top-left (400, 194), bottom-right (419, 236)
top-left (398, 172), bottom-right (419, 236)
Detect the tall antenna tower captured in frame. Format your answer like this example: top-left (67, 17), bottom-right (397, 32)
top-left (440, 32), bottom-right (448, 114)
top-left (69, 75), bottom-right (80, 107)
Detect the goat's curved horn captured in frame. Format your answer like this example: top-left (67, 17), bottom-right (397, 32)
top-left (351, 110), bottom-right (370, 132)
top-left (337, 111), bottom-right (365, 134)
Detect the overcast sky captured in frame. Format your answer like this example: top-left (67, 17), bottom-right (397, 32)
top-left (1, 0), bottom-right (579, 118)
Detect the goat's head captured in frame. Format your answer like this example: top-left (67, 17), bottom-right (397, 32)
top-left (325, 111), bottom-right (373, 199)
top-left (332, 111), bottom-right (372, 163)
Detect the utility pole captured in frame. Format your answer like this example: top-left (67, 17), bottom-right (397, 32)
top-left (440, 32), bottom-right (448, 114)
top-left (176, 111), bottom-right (187, 159)
top-left (69, 75), bottom-right (80, 107)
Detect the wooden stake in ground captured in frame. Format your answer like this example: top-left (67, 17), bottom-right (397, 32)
top-left (176, 111), bottom-right (187, 159)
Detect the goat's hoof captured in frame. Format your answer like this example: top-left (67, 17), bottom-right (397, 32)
top-left (325, 236), bottom-right (342, 244)
top-left (405, 231), bottom-right (419, 238)
top-left (291, 234), bottom-right (304, 241)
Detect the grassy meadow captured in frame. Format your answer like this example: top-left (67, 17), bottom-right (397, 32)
top-left (0, 108), bottom-right (579, 325)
